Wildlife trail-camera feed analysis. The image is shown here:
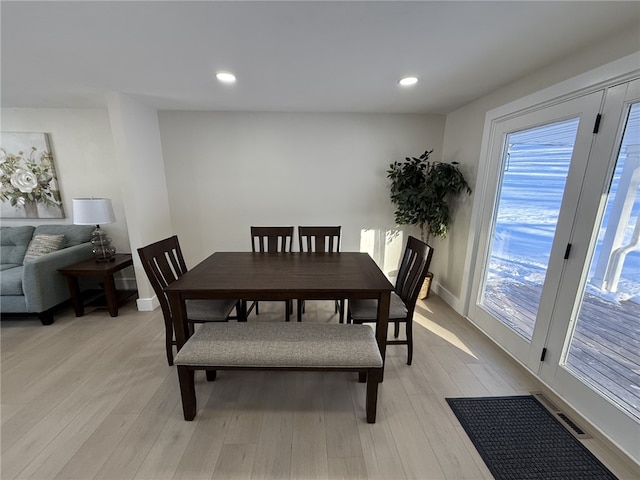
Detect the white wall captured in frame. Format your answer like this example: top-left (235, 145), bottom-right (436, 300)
top-left (107, 93), bottom-right (172, 304)
top-left (158, 112), bottom-right (445, 271)
top-left (0, 108), bottom-right (130, 252)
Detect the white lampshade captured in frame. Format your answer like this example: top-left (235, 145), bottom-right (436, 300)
top-left (72, 198), bottom-right (116, 225)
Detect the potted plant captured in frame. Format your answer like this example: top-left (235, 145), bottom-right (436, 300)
top-left (387, 149), bottom-right (472, 298)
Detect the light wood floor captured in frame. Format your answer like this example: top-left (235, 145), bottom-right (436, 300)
top-left (2, 296), bottom-right (638, 480)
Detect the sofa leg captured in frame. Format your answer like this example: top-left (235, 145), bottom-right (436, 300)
top-left (38, 310), bottom-right (54, 325)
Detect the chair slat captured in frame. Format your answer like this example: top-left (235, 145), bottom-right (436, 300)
top-left (298, 226), bottom-right (341, 253)
top-left (248, 227), bottom-right (295, 320)
top-left (251, 226), bottom-right (294, 253)
top-left (297, 226), bottom-right (343, 322)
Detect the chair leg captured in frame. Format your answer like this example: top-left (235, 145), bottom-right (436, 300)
top-left (285, 301), bottom-right (290, 322)
top-left (166, 319), bottom-right (175, 366)
top-left (206, 370), bottom-right (217, 381)
top-left (297, 300), bottom-right (303, 322)
top-left (178, 366), bottom-right (196, 420)
top-left (394, 320), bottom-right (400, 338)
top-left (406, 320), bottom-right (413, 365)
top-left (338, 299), bottom-right (345, 323)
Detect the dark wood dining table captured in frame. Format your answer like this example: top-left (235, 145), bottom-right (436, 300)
top-left (165, 251), bottom-right (394, 364)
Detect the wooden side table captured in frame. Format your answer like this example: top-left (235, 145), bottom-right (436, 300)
top-left (59, 253), bottom-right (137, 317)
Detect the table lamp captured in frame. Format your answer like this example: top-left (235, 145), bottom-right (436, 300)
top-left (72, 197), bottom-right (117, 262)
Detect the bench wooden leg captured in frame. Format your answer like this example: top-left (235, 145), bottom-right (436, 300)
top-left (178, 366), bottom-right (197, 421)
top-left (358, 371), bottom-right (367, 383)
top-left (206, 369), bottom-right (217, 381)
top-left (365, 369), bottom-right (382, 423)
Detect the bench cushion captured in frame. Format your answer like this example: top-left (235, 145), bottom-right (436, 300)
top-left (174, 322), bottom-right (383, 369)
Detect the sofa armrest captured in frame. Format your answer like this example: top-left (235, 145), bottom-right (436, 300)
top-left (22, 243), bottom-right (94, 312)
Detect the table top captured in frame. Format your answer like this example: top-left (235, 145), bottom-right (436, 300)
top-left (164, 252), bottom-right (394, 300)
top-left (58, 253), bottom-right (133, 275)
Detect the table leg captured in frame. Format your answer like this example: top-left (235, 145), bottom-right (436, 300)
top-left (375, 291), bottom-right (390, 382)
top-left (239, 300), bottom-right (248, 322)
top-left (65, 276), bottom-right (84, 317)
top-left (103, 274), bottom-right (118, 317)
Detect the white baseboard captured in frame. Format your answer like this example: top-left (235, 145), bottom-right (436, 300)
top-left (431, 280), bottom-right (465, 316)
top-left (136, 295), bottom-right (160, 311)
top-left (115, 276), bottom-right (137, 291)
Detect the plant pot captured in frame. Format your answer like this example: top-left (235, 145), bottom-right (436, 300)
top-left (419, 272), bottom-right (434, 299)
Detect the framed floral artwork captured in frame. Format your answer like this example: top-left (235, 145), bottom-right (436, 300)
top-left (0, 132), bottom-right (64, 218)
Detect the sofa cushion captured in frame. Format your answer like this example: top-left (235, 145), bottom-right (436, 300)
top-left (0, 226), bottom-right (36, 265)
top-left (33, 225), bottom-right (94, 247)
top-left (0, 264), bottom-right (20, 271)
top-left (0, 265), bottom-right (24, 295)
top-left (24, 234), bottom-right (65, 262)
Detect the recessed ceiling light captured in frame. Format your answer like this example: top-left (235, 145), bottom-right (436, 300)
top-left (216, 72), bottom-right (236, 84)
top-left (399, 76), bottom-right (418, 87)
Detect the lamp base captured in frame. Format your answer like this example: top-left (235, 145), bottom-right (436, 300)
top-left (91, 225), bottom-right (117, 263)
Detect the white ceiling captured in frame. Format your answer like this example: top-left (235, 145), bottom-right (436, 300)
top-left (2, 1), bottom-right (639, 114)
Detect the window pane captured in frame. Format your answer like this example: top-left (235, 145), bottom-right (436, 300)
top-left (566, 103), bottom-right (640, 419)
top-left (481, 118), bottom-right (579, 341)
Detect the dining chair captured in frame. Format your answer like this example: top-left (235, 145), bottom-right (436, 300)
top-left (347, 235), bottom-right (433, 365)
top-left (247, 226), bottom-right (295, 321)
top-left (297, 226), bottom-right (344, 322)
top-left (137, 235), bottom-right (240, 366)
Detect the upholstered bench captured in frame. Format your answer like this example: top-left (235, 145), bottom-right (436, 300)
top-left (174, 322), bottom-right (384, 422)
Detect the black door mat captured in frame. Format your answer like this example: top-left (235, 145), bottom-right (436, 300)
top-left (446, 395), bottom-right (617, 480)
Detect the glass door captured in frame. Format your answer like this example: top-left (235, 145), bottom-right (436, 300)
top-left (565, 102), bottom-right (639, 420)
top-left (482, 118), bottom-right (579, 342)
top-left (469, 91), bottom-right (604, 371)
top-left (540, 79), bottom-right (640, 457)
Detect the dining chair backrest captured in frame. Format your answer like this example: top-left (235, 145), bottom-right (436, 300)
top-left (395, 235), bottom-right (434, 309)
top-left (298, 226), bottom-right (341, 253)
top-left (251, 226), bottom-right (294, 252)
top-left (137, 235), bottom-right (187, 318)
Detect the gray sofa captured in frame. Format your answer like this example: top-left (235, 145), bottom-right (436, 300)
top-left (1, 224), bottom-right (95, 324)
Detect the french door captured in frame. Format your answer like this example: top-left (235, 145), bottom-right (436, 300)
top-left (469, 78), bottom-right (640, 460)
top-left (469, 90), bottom-right (604, 370)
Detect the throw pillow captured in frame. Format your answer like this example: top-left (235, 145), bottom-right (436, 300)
top-left (23, 234), bottom-right (65, 263)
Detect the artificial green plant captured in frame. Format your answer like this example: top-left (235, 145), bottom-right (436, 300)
top-left (387, 149), bottom-right (472, 241)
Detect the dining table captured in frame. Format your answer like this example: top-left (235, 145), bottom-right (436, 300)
top-left (165, 251), bottom-right (394, 365)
